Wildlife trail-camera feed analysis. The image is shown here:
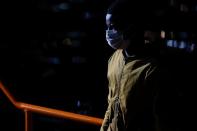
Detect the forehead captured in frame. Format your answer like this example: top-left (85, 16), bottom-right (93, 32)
top-left (106, 14), bottom-right (112, 21)
top-left (106, 14), bottom-right (112, 25)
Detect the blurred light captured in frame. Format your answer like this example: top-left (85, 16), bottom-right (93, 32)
top-left (83, 11), bottom-right (93, 20)
top-left (48, 57), bottom-right (60, 64)
top-left (77, 100), bottom-right (81, 107)
top-left (180, 4), bottom-right (189, 12)
top-left (161, 30), bottom-right (165, 39)
top-left (170, 0), bottom-right (175, 6)
top-left (190, 43), bottom-right (195, 52)
top-left (62, 38), bottom-right (81, 48)
top-left (167, 40), bottom-right (173, 47)
top-left (169, 32), bottom-right (175, 39)
top-left (166, 40), bottom-right (196, 52)
top-left (62, 38), bottom-right (72, 46)
top-left (59, 3), bottom-right (70, 10)
top-left (173, 40), bottom-right (178, 48)
top-left (52, 2), bottom-right (71, 12)
top-left (179, 41), bottom-right (186, 49)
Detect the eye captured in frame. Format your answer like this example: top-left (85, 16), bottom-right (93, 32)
top-left (106, 23), bottom-right (114, 30)
top-left (107, 24), bottom-right (114, 30)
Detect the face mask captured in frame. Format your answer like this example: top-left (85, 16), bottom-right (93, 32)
top-left (106, 29), bottom-right (124, 49)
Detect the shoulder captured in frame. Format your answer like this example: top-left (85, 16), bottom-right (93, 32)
top-left (143, 57), bottom-right (159, 80)
top-left (144, 58), bottom-right (170, 90)
top-left (108, 49), bottom-right (124, 64)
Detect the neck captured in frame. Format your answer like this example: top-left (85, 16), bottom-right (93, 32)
top-left (124, 49), bottom-right (136, 58)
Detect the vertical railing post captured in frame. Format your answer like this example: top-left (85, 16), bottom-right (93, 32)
top-left (24, 110), bottom-right (32, 131)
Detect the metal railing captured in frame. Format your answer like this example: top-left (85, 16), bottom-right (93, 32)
top-left (0, 82), bottom-right (103, 131)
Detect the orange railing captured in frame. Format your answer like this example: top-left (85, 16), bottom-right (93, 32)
top-left (0, 82), bottom-right (103, 131)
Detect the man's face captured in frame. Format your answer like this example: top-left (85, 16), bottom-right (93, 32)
top-left (105, 13), bottom-right (129, 49)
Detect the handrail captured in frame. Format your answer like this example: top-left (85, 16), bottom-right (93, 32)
top-left (0, 82), bottom-right (103, 126)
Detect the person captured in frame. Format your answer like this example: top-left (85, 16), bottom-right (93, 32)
top-left (100, 0), bottom-right (170, 131)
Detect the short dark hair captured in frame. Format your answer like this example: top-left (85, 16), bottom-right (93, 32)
top-left (107, 0), bottom-right (169, 32)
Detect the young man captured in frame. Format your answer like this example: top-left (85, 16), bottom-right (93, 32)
top-left (101, 0), bottom-right (168, 131)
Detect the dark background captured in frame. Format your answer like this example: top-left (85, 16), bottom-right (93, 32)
top-left (0, 0), bottom-right (112, 130)
top-left (0, 0), bottom-right (197, 130)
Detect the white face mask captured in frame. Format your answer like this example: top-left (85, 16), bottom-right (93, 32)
top-left (106, 28), bottom-right (124, 49)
